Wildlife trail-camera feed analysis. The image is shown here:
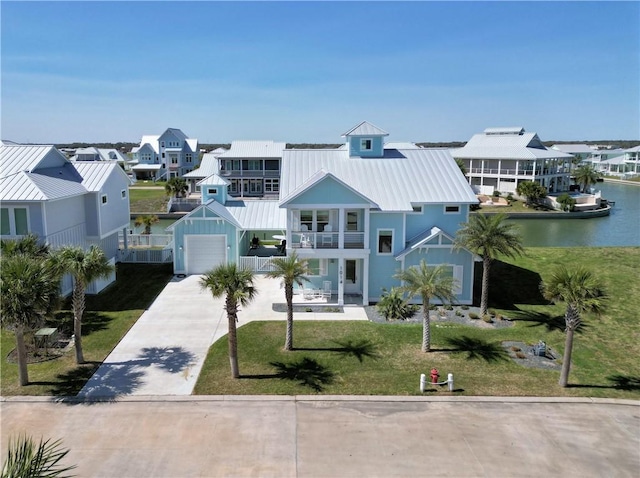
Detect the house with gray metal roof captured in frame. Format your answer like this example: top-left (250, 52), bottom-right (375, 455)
top-left (0, 143), bottom-right (131, 294)
top-left (168, 121), bottom-right (478, 307)
top-left (130, 128), bottom-right (199, 181)
top-left (452, 127), bottom-right (574, 195)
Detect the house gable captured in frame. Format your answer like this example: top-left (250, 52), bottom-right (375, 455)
top-left (280, 172), bottom-right (376, 207)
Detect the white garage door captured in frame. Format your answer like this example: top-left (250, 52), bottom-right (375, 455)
top-left (185, 235), bottom-right (226, 275)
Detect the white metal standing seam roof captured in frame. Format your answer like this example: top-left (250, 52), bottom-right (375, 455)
top-left (197, 174), bottom-right (229, 186)
top-left (0, 144), bottom-right (63, 177)
top-left (72, 161), bottom-right (122, 191)
top-left (550, 144), bottom-right (596, 154)
top-left (342, 121), bottom-right (389, 137)
top-left (183, 155), bottom-right (220, 178)
top-left (138, 135), bottom-right (160, 154)
top-left (218, 141), bottom-right (286, 158)
top-left (280, 148), bottom-right (478, 211)
top-left (0, 168), bottom-right (87, 201)
top-left (385, 142), bottom-right (421, 149)
top-left (225, 200), bottom-right (287, 230)
top-left (452, 130), bottom-right (573, 161)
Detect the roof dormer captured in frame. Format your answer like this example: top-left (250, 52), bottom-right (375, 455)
top-left (342, 121), bottom-right (388, 158)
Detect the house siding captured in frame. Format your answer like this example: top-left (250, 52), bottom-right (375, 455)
top-left (405, 204), bottom-right (468, 241)
top-left (349, 136), bottom-right (384, 157)
top-left (44, 197), bottom-right (86, 243)
top-left (172, 217), bottom-right (238, 273)
top-left (287, 177), bottom-right (370, 206)
top-left (97, 171), bottom-right (130, 237)
top-left (368, 212), bottom-right (404, 300)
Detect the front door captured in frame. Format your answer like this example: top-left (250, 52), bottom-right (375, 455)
top-left (344, 259), bottom-right (361, 294)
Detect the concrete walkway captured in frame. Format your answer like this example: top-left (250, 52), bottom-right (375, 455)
top-left (1, 396), bottom-right (638, 477)
top-left (78, 275), bottom-right (367, 398)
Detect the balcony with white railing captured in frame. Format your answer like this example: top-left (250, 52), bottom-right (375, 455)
top-left (291, 231), bottom-right (365, 250)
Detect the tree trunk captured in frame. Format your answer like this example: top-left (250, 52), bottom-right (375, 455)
top-left (421, 300), bottom-right (431, 353)
top-left (16, 328), bottom-right (29, 386)
top-left (480, 256), bottom-right (491, 316)
top-left (73, 279), bottom-right (86, 364)
top-left (227, 297), bottom-right (240, 379)
top-left (284, 282), bottom-right (293, 351)
top-left (559, 305), bottom-right (579, 387)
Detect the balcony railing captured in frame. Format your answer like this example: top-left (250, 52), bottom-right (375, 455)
top-left (220, 170), bottom-right (280, 178)
top-left (290, 231), bottom-right (365, 250)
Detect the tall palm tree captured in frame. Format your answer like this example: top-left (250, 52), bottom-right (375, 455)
top-left (0, 254), bottom-right (61, 386)
top-left (454, 213), bottom-right (524, 315)
top-left (573, 164), bottom-right (601, 193)
top-left (200, 263), bottom-right (257, 378)
top-left (134, 214), bottom-right (159, 235)
top-left (394, 261), bottom-right (457, 352)
top-left (56, 245), bottom-right (114, 364)
top-left (542, 266), bottom-right (607, 387)
top-left (165, 177), bottom-right (188, 198)
top-left (266, 252), bottom-right (310, 350)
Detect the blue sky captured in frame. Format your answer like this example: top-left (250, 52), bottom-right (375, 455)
top-left (2, 1), bottom-right (638, 144)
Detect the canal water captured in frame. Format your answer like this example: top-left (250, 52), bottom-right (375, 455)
top-left (130, 183), bottom-right (638, 248)
top-left (509, 182), bottom-right (639, 247)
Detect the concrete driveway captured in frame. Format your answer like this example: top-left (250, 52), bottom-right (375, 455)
top-left (1, 397), bottom-right (638, 477)
top-left (78, 275), bottom-right (367, 398)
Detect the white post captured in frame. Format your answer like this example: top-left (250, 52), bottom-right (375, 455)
top-left (420, 373), bottom-right (426, 393)
top-left (448, 373), bottom-right (454, 392)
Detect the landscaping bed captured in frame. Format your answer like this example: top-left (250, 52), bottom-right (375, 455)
top-left (365, 305), bottom-right (514, 329)
top-left (272, 304), bottom-right (343, 313)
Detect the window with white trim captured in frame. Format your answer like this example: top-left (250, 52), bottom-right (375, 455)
top-left (1, 207), bottom-right (29, 236)
top-left (412, 205), bottom-right (423, 213)
top-left (377, 229), bottom-right (393, 254)
top-left (101, 195), bottom-right (108, 205)
top-left (264, 178), bottom-right (279, 193)
top-left (207, 187), bottom-right (218, 195)
top-left (361, 138), bottom-right (372, 151)
top-left (444, 205), bottom-right (460, 214)
top-left (185, 153), bottom-right (192, 163)
top-left (432, 264), bottom-right (463, 295)
top-left (306, 259), bottom-right (328, 276)
top-left (121, 190), bottom-right (127, 199)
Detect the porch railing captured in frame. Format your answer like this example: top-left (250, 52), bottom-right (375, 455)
top-left (121, 233), bottom-right (173, 248)
top-left (239, 256), bottom-right (276, 272)
top-left (291, 231), bottom-right (365, 249)
top-left (119, 248), bottom-right (173, 263)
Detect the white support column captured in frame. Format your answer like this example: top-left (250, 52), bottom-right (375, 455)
top-left (338, 257), bottom-right (345, 306)
top-left (364, 208), bottom-right (370, 250)
top-left (338, 209), bottom-right (345, 249)
top-left (362, 256), bottom-right (369, 305)
top-left (122, 226), bottom-right (129, 251)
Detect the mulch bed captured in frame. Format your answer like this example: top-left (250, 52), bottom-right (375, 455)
top-left (501, 341), bottom-right (562, 371)
top-left (5, 334), bottom-right (72, 364)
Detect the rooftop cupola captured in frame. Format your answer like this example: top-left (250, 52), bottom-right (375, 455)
top-left (342, 121), bottom-right (388, 158)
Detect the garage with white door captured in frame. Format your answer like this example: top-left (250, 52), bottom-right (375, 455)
top-left (184, 235), bottom-right (227, 275)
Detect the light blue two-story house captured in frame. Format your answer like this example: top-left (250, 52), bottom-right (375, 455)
top-left (0, 142), bottom-right (131, 294)
top-left (168, 122), bottom-right (478, 306)
top-left (130, 128), bottom-right (199, 181)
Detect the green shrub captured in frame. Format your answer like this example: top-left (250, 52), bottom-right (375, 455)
top-left (482, 315), bottom-right (493, 323)
top-left (455, 310), bottom-right (463, 317)
top-left (468, 312), bottom-right (479, 320)
top-left (376, 288), bottom-right (418, 321)
top-left (492, 190), bottom-right (501, 197)
top-left (488, 308), bottom-right (497, 317)
top-left (461, 305), bottom-right (469, 310)
top-left (444, 304), bottom-right (454, 311)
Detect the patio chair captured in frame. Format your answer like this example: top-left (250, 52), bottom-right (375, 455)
top-left (322, 281), bottom-right (332, 299)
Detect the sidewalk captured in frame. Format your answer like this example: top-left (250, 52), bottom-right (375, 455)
top-left (78, 275), bottom-right (366, 398)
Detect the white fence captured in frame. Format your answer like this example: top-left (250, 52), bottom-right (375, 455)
top-left (119, 248), bottom-right (173, 263)
top-left (239, 256), bottom-right (276, 272)
top-left (121, 233), bottom-right (173, 248)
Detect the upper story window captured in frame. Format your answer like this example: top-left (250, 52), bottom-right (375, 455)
top-left (264, 178), bottom-right (279, 192)
top-left (207, 187), bottom-right (218, 195)
top-left (170, 156), bottom-right (179, 165)
top-left (101, 195), bottom-right (108, 205)
top-left (377, 229), bottom-right (393, 254)
top-left (121, 190), bottom-right (127, 199)
top-left (185, 153), bottom-right (192, 163)
top-left (160, 141), bottom-right (165, 148)
top-left (361, 139), bottom-right (372, 151)
top-left (444, 205), bottom-right (460, 214)
top-left (412, 205), bottom-right (423, 213)
top-left (1, 207), bottom-right (29, 236)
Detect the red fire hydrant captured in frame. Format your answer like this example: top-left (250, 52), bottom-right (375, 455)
top-left (430, 368), bottom-right (440, 384)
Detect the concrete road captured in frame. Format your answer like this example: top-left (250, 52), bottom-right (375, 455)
top-left (1, 397), bottom-right (638, 478)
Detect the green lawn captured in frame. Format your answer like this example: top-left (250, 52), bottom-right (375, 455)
top-left (194, 247), bottom-right (640, 398)
top-left (0, 263), bottom-right (174, 396)
top-left (129, 188), bottom-right (168, 213)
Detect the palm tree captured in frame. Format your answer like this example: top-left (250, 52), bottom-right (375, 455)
top-left (455, 158), bottom-right (467, 176)
top-left (394, 261), bottom-right (457, 352)
top-left (134, 214), bottom-right (159, 235)
top-left (165, 177), bottom-right (188, 198)
top-left (200, 263), bottom-right (257, 378)
top-left (265, 252), bottom-right (310, 350)
top-left (56, 245), bottom-right (114, 364)
top-left (2, 434), bottom-right (76, 478)
top-left (0, 234), bottom-right (49, 257)
top-left (454, 213), bottom-right (524, 315)
top-left (573, 164), bottom-right (601, 193)
top-left (0, 254), bottom-right (61, 386)
top-left (541, 266), bottom-right (607, 387)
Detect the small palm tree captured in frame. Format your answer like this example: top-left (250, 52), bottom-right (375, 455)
top-left (165, 177), bottom-right (188, 198)
top-left (56, 245), bottom-right (114, 364)
top-left (455, 158), bottom-right (467, 176)
top-left (134, 214), bottom-right (159, 235)
top-left (454, 213), bottom-right (524, 315)
top-left (394, 261), bottom-right (457, 352)
top-left (0, 234), bottom-right (49, 257)
top-left (2, 434), bottom-right (76, 478)
top-left (266, 252), bottom-right (310, 350)
top-left (574, 164), bottom-right (601, 193)
top-left (200, 263), bottom-right (257, 378)
top-left (0, 254), bottom-right (61, 386)
top-left (542, 266), bottom-right (607, 387)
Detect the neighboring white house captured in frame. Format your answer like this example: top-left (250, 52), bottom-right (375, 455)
top-left (216, 140), bottom-right (286, 198)
top-left (0, 142), bottom-right (131, 294)
top-left (183, 148), bottom-right (228, 194)
top-left (130, 128), bottom-right (199, 181)
top-left (452, 127), bottom-right (574, 195)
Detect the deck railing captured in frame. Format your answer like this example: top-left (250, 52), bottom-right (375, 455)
top-left (119, 248), bottom-right (173, 263)
top-left (291, 231), bottom-right (365, 249)
top-left (239, 256), bottom-right (276, 272)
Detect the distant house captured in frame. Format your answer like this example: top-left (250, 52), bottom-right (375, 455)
top-left (72, 147), bottom-right (130, 171)
top-left (217, 140), bottom-right (286, 198)
top-left (130, 128), bottom-right (199, 181)
top-left (452, 127), bottom-right (574, 195)
top-left (0, 142), bottom-right (131, 294)
top-left (550, 144), bottom-right (596, 165)
top-left (169, 122), bottom-right (478, 306)
top-left (183, 148), bottom-right (228, 195)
